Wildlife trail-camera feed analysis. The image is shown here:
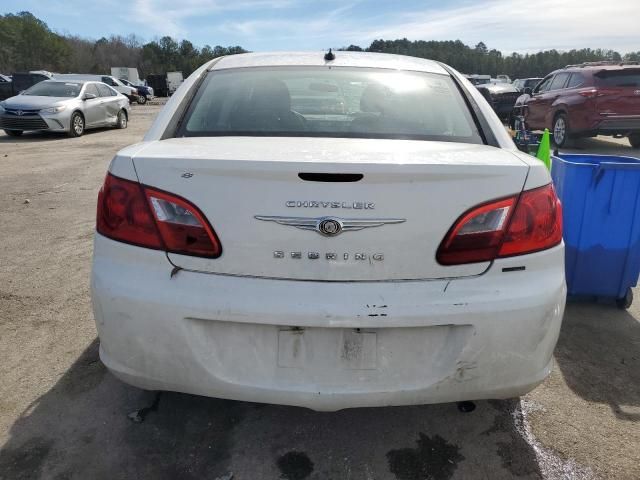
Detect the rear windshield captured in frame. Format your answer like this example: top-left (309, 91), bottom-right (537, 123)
top-left (596, 70), bottom-right (640, 88)
top-left (23, 81), bottom-right (81, 97)
top-left (177, 67), bottom-right (483, 144)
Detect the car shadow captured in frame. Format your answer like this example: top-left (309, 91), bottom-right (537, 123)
top-left (0, 128), bottom-right (116, 143)
top-left (555, 301), bottom-right (640, 422)
top-left (0, 339), bottom-right (544, 480)
top-left (562, 137), bottom-right (640, 158)
top-left (0, 131), bottom-right (70, 143)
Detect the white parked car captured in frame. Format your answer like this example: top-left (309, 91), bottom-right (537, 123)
top-left (91, 52), bottom-right (566, 411)
top-left (54, 74), bottom-right (139, 103)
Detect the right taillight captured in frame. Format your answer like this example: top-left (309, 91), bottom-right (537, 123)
top-left (144, 187), bottom-right (221, 258)
top-left (437, 183), bottom-right (562, 265)
top-left (96, 173), bottom-right (222, 258)
top-left (498, 183), bottom-right (562, 258)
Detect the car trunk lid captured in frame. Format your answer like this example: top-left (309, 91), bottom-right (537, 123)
top-left (132, 137), bottom-right (529, 281)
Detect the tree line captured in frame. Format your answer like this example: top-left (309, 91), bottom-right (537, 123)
top-left (344, 40), bottom-right (640, 78)
top-left (1, 11), bottom-right (638, 81)
top-left (0, 12), bottom-right (247, 78)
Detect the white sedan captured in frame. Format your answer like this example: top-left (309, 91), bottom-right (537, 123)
top-left (91, 51), bottom-right (565, 411)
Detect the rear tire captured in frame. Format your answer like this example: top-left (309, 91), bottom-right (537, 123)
top-left (68, 112), bottom-right (84, 137)
top-left (116, 110), bottom-right (127, 129)
top-left (616, 288), bottom-right (633, 309)
top-left (136, 95), bottom-right (147, 105)
top-left (552, 113), bottom-right (569, 148)
top-left (630, 133), bottom-right (640, 149)
top-left (4, 129), bottom-right (23, 137)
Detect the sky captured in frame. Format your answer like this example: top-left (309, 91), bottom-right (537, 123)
top-left (4, 0), bottom-right (640, 54)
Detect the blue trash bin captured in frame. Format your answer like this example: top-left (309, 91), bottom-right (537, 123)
top-left (552, 153), bottom-right (640, 308)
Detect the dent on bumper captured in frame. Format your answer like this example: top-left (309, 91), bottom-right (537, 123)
top-left (91, 234), bottom-right (566, 410)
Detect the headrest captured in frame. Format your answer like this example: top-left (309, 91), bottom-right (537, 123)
top-left (360, 83), bottom-right (393, 113)
top-left (249, 79), bottom-right (291, 112)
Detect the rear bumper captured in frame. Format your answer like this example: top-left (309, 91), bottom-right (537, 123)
top-left (91, 234), bottom-right (566, 411)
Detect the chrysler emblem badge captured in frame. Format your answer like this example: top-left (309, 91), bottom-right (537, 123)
top-left (254, 215), bottom-right (405, 237)
top-left (318, 218), bottom-right (342, 236)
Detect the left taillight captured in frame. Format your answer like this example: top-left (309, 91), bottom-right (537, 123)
top-left (97, 173), bottom-right (221, 258)
top-left (436, 183), bottom-right (562, 265)
top-left (97, 173), bottom-right (163, 250)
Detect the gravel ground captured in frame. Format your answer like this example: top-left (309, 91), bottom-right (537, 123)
top-left (0, 104), bottom-right (638, 480)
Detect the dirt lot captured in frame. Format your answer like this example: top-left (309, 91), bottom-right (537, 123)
top-left (0, 104), bottom-right (639, 480)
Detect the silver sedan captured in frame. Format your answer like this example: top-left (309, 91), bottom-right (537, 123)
top-left (0, 79), bottom-right (130, 137)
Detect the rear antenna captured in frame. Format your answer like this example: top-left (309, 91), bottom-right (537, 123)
top-left (324, 48), bottom-right (335, 61)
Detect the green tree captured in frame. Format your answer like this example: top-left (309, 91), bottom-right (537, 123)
top-left (1, 11), bottom-right (635, 83)
top-left (0, 12), bottom-right (70, 72)
top-left (624, 51), bottom-right (640, 62)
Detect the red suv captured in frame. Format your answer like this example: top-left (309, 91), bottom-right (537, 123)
top-left (523, 63), bottom-right (640, 148)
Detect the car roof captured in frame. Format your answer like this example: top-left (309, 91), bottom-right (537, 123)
top-left (56, 74), bottom-right (93, 77)
top-left (42, 78), bottom-right (89, 85)
top-left (549, 63), bottom-right (640, 76)
top-left (43, 77), bottom-right (92, 85)
top-left (210, 51), bottom-right (449, 75)
top-left (54, 74), bottom-right (114, 79)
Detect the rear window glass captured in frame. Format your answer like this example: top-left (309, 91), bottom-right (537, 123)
top-left (177, 67), bottom-right (483, 144)
top-left (596, 70), bottom-right (640, 87)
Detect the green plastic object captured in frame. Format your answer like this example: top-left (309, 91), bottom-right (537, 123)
top-left (536, 129), bottom-right (551, 170)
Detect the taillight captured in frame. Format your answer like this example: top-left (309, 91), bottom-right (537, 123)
top-left (144, 187), bottom-right (221, 257)
top-left (97, 173), bottom-right (163, 250)
top-left (437, 184), bottom-right (562, 265)
top-left (96, 173), bottom-right (221, 258)
top-left (498, 184), bottom-right (562, 258)
top-left (436, 196), bottom-right (517, 265)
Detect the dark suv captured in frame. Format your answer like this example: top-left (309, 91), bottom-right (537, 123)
top-left (475, 82), bottom-right (521, 122)
top-left (523, 62), bottom-right (640, 147)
